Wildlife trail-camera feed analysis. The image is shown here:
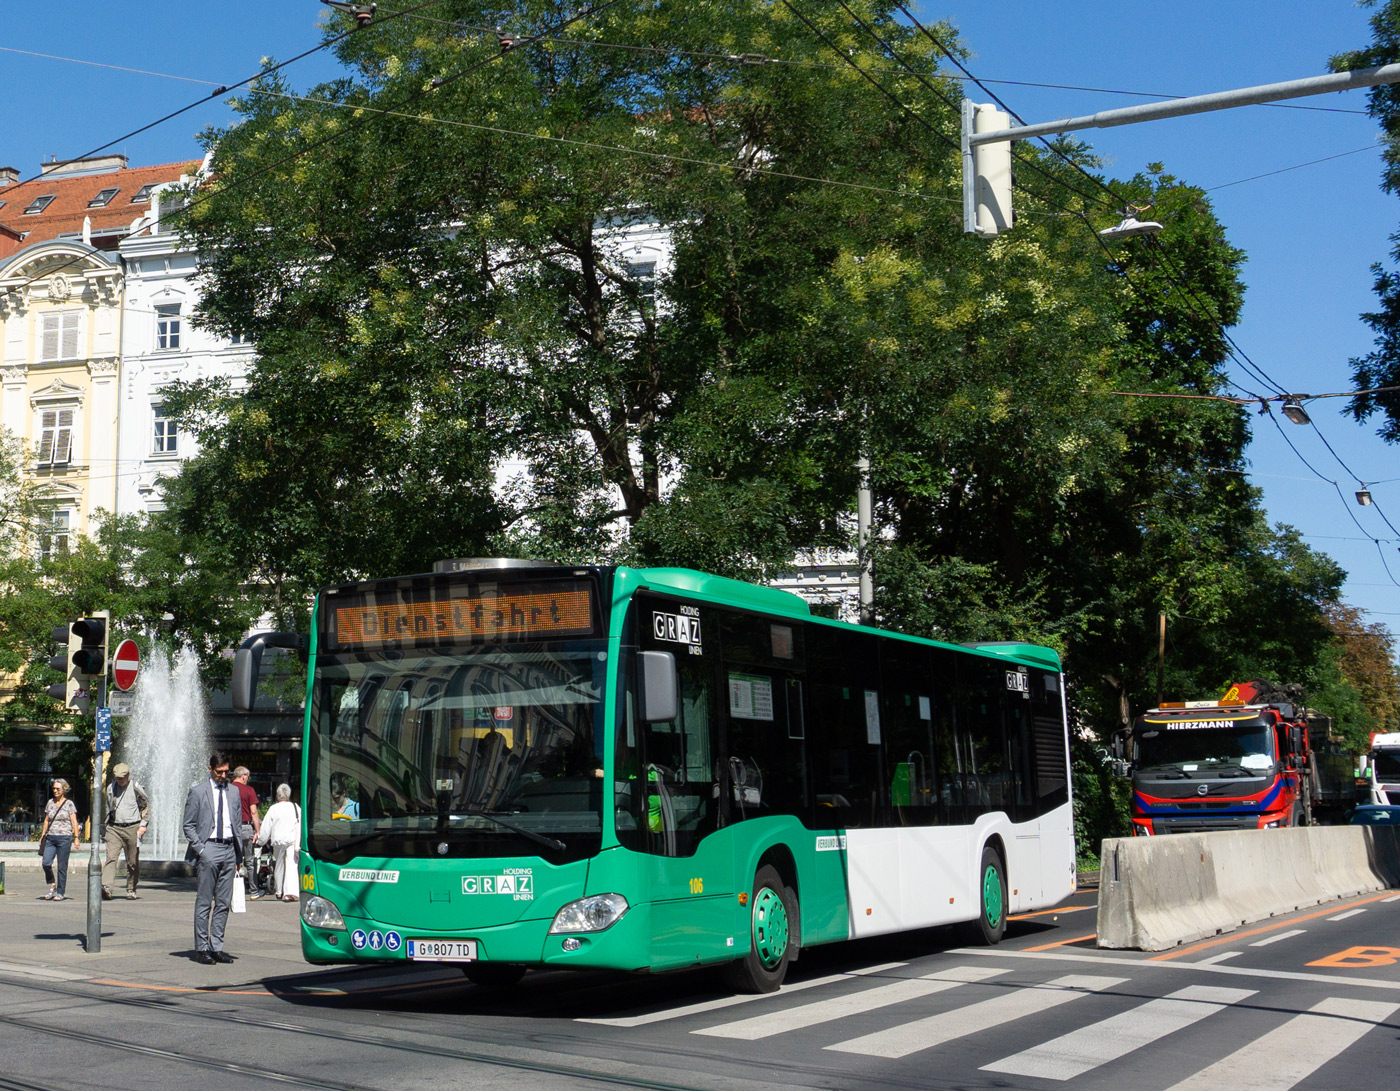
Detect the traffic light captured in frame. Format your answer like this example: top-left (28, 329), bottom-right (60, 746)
top-left (71, 614), bottom-right (109, 676)
top-left (961, 101), bottom-right (1013, 236)
top-left (44, 609), bottom-right (108, 712)
top-left (46, 623), bottom-right (84, 710)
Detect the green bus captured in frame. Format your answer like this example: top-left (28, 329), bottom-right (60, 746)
top-left (233, 560), bottom-right (1074, 992)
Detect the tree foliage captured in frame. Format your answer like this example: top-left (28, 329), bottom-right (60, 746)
top-left (1333, 0), bottom-right (1400, 436)
top-left (158, 0), bottom-right (1380, 852)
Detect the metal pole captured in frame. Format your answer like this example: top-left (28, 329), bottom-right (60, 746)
top-left (857, 438), bottom-right (875, 627)
top-left (1155, 612), bottom-right (1166, 709)
top-left (968, 61), bottom-right (1400, 147)
top-left (86, 675), bottom-right (106, 953)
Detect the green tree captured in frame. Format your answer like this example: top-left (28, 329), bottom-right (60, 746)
top-left (1332, 0), bottom-right (1400, 435)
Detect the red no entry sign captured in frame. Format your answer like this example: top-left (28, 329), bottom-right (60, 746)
top-left (112, 639), bottom-right (140, 691)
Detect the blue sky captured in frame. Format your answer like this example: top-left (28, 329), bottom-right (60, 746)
top-left (5, 1), bottom-right (1398, 637)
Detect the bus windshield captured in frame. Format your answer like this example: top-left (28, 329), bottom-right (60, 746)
top-left (306, 642), bottom-right (609, 862)
top-left (1135, 717), bottom-right (1274, 777)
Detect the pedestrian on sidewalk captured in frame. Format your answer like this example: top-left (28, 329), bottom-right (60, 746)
top-left (37, 778), bottom-right (80, 901)
top-left (255, 783), bottom-right (301, 901)
top-left (183, 752), bottom-right (241, 964)
top-left (232, 767), bottom-right (262, 901)
top-left (102, 762), bottom-right (149, 900)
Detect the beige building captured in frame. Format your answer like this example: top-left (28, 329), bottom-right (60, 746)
top-left (0, 155), bottom-right (196, 555)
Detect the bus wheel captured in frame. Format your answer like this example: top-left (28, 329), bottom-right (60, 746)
top-left (723, 864), bottom-right (794, 993)
top-left (963, 846), bottom-right (1007, 946)
top-left (462, 963), bottom-right (526, 989)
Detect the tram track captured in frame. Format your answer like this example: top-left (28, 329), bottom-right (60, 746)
top-left (0, 971), bottom-right (868, 1091)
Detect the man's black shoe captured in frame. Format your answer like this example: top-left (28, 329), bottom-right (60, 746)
top-left (196, 952), bottom-right (217, 965)
top-left (101, 887), bottom-right (112, 900)
top-left (212, 951), bottom-right (236, 963)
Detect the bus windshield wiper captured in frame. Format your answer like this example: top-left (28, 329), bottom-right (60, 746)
top-left (460, 809), bottom-right (566, 854)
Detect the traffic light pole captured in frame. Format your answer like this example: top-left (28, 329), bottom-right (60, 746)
top-left (963, 60), bottom-right (1400, 234)
top-left (86, 673), bottom-right (107, 953)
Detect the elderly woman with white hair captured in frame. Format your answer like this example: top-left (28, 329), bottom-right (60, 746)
top-left (254, 784), bottom-right (301, 902)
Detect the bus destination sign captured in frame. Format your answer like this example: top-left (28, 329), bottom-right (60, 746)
top-left (330, 582), bottom-right (597, 649)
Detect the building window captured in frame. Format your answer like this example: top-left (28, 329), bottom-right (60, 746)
top-left (36, 408), bottom-right (74, 467)
top-left (626, 261), bottom-right (656, 314)
top-left (37, 509), bottom-right (72, 563)
top-left (131, 184), bottom-right (156, 203)
top-left (229, 331), bottom-right (251, 346)
top-left (155, 304), bottom-right (181, 350)
top-left (88, 187), bottom-right (120, 208)
top-left (40, 311), bottom-right (82, 361)
top-left (152, 405), bottom-right (178, 455)
top-left (24, 194), bottom-right (56, 215)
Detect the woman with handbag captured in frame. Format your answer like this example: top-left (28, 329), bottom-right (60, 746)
top-left (37, 778), bottom-right (81, 901)
top-left (254, 783), bottom-right (301, 902)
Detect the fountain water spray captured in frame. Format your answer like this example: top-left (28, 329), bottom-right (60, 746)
top-left (122, 645), bottom-right (211, 860)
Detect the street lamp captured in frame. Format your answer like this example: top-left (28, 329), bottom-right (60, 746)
top-left (1281, 398), bottom-right (1311, 425)
top-left (1357, 489), bottom-right (1373, 506)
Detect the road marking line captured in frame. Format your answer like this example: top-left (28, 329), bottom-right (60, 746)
top-left (825, 973), bottom-right (1125, 1059)
top-left (1160, 997), bottom-right (1400, 1091)
top-left (1010, 904), bottom-right (1096, 921)
top-left (693, 966), bottom-right (1006, 1040)
top-left (952, 946), bottom-right (1400, 991)
top-left (982, 984), bottom-right (1255, 1081)
top-left (1327, 908), bottom-right (1366, 921)
top-left (1149, 891), bottom-right (1397, 961)
top-left (1024, 931), bottom-right (1097, 951)
top-left (1383, 893), bottom-right (1400, 903)
top-left (579, 963), bottom-right (907, 1027)
top-left (1193, 951), bottom-right (1242, 965)
top-left (1250, 929), bottom-right (1306, 947)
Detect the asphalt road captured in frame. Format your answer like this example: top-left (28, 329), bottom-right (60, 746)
top-left (1, 862), bottom-right (1398, 1090)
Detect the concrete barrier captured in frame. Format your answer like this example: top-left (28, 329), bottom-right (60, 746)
top-left (1097, 826), bottom-right (1400, 951)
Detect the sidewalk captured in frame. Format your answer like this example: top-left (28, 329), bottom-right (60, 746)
top-left (0, 849), bottom-right (320, 992)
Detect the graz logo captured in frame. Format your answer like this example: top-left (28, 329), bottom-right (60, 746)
top-left (1197, 784), bottom-right (1210, 796)
top-left (653, 610), bottom-right (701, 647)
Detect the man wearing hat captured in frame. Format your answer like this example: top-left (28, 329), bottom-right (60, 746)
top-left (103, 762), bottom-right (150, 900)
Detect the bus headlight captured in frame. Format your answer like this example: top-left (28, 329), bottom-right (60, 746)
top-left (549, 893), bottom-right (629, 933)
top-left (302, 895), bottom-right (347, 931)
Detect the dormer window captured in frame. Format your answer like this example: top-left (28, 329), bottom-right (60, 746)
top-left (23, 194), bottom-right (55, 215)
top-left (88, 187), bottom-right (120, 208)
top-left (131, 184), bottom-right (156, 203)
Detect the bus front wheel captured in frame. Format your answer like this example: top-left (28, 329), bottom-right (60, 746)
top-left (723, 864), bottom-right (794, 993)
top-left (963, 846), bottom-right (1007, 946)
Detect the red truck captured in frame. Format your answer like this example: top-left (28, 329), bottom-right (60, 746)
top-left (1117, 680), bottom-right (1353, 835)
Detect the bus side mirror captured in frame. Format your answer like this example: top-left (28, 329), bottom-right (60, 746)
top-left (1110, 731), bottom-right (1126, 760)
top-left (231, 631), bottom-right (304, 712)
top-left (638, 650), bottom-right (678, 723)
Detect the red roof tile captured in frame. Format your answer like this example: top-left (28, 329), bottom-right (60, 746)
top-left (0, 159), bottom-right (200, 253)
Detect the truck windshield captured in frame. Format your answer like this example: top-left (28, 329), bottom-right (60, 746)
top-left (1373, 750), bottom-right (1400, 780)
top-left (306, 642), bottom-right (609, 862)
top-left (1135, 717), bottom-right (1274, 775)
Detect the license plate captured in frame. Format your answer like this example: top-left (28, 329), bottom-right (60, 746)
top-left (406, 939), bottom-right (477, 962)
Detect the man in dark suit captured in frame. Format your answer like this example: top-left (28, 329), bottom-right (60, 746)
top-left (183, 751), bottom-right (242, 964)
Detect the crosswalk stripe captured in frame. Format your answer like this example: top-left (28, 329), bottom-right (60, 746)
top-left (825, 973), bottom-right (1126, 1060)
top-left (982, 984), bottom-right (1256, 1081)
top-left (693, 965), bottom-right (1008, 1040)
top-left (1161, 997), bottom-right (1400, 1091)
top-left (578, 962), bottom-right (908, 1028)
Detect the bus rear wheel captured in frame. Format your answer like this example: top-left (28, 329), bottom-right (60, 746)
top-left (723, 864), bottom-right (794, 994)
top-left (962, 846), bottom-right (1007, 946)
top-left (461, 963), bottom-right (527, 989)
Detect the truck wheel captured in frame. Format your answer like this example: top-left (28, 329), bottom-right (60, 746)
top-left (961, 846), bottom-right (1007, 946)
top-left (722, 864), bottom-right (794, 993)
